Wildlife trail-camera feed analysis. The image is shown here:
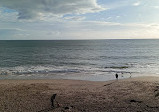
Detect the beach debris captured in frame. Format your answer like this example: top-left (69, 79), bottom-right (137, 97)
top-left (154, 85), bottom-right (159, 97)
top-left (156, 85), bottom-right (159, 89)
top-left (146, 105), bottom-right (159, 109)
top-left (154, 89), bottom-right (158, 92)
top-left (64, 107), bottom-right (69, 110)
top-left (60, 106), bottom-right (75, 112)
top-left (103, 82), bottom-right (115, 87)
top-left (129, 99), bottom-right (159, 109)
top-left (155, 93), bottom-right (159, 97)
top-left (129, 99), bottom-right (142, 103)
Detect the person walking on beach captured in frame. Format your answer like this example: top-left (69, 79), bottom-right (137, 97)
top-left (115, 73), bottom-right (118, 80)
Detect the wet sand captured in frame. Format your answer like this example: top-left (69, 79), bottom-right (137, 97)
top-left (0, 76), bottom-right (159, 112)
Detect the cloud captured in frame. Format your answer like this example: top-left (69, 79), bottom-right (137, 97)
top-left (0, 7), bottom-right (18, 22)
top-left (1, 20), bottom-right (159, 40)
top-left (132, 1), bottom-right (141, 6)
top-left (152, 6), bottom-right (159, 9)
top-left (54, 22), bottom-right (159, 39)
top-left (63, 16), bottom-right (86, 21)
top-left (60, 22), bottom-right (159, 39)
top-left (0, 0), bottom-right (105, 20)
top-left (0, 28), bottom-right (24, 32)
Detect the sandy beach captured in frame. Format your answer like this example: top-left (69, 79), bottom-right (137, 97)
top-left (0, 76), bottom-right (159, 112)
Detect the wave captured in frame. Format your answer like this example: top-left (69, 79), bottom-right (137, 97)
top-left (0, 62), bottom-right (158, 77)
top-left (99, 56), bottom-right (158, 60)
top-left (0, 66), bottom-right (82, 75)
top-left (104, 66), bottom-right (129, 69)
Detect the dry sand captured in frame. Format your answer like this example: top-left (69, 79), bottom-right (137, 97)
top-left (0, 76), bottom-right (159, 112)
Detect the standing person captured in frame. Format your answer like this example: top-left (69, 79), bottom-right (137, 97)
top-left (115, 73), bottom-right (118, 80)
top-left (51, 94), bottom-right (57, 108)
top-left (121, 72), bottom-right (124, 77)
top-left (129, 72), bottom-right (132, 78)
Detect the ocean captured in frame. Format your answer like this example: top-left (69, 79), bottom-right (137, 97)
top-left (0, 39), bottom-right (159, 81)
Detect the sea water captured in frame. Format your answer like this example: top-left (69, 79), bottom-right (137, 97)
top-left (0, 39), bottom-right (159, 81)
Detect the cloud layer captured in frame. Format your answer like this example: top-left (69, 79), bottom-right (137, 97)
top-left (1, 0), bottom-right (159, 40)
top-left (1, 20), bottom-right (159, 40)
top-left (0, 0), bottom-right (105, 19)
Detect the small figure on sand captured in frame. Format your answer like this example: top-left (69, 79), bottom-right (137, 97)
top-left (115, 73), bottom-right (118, 80)
top-left (129, 72), bottom-right (132, 78)
top-left (121, 72), bottom-right (124, 77)
top-left (51, 94), bottom-right (60, 108)
top-left (51, 94), bottom-right (57, 108)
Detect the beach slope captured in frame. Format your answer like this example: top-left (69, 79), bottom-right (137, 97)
top-left (0, 76), bottom-right (159, 112)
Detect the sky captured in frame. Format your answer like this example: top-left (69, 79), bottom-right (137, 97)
top-left (0, 0), bottom-right (159, 40)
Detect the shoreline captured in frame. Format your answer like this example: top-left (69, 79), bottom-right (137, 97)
top-left (0, 76), bottom-right (159, 112)
top-left (0, 75), bottom-right (159, 82)
top-left (0, 72), bottom-right (158, 81)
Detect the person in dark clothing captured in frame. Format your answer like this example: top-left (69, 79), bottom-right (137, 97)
top-left (115, 73), bottom-right (118, 80)
top-left (51, 94), bottom-right (57, 108)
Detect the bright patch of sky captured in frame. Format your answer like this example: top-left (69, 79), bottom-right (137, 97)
top-left (0, 0), bottom-right (159, 40)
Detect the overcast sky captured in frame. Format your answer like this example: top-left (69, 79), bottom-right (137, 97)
top-left (0, 0), bottom-right (159, 40)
